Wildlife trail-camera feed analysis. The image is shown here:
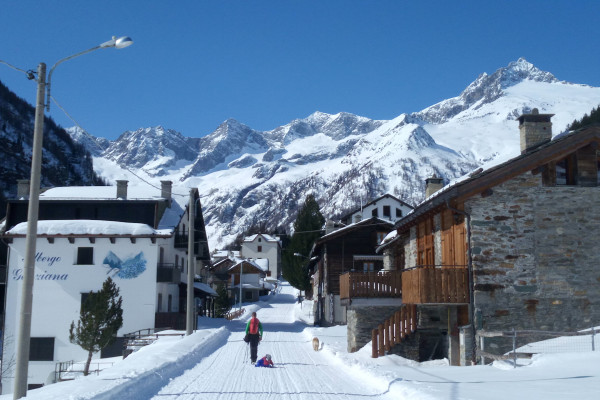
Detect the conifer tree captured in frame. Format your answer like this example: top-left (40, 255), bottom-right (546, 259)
top-left (282, 194), bottom-right (325, 291)
top-left (69, 277), bottom-right (123, 375)
top-left (214, 284), bottom-right (231, 318)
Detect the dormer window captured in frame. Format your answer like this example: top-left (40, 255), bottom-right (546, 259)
top-left (383, 205), bottom-right (391, 218)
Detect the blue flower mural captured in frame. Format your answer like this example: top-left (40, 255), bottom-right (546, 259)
top-left (102, 251), bottom-right (147, 279)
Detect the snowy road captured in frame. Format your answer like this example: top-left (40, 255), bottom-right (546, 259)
top-left (149, 288), bottom-right (392, 400)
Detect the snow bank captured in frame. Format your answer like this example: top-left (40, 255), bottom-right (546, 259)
top-left (0, 328), bottom-right (228, 400)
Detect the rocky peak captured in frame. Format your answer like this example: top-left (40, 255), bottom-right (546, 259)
top-left (412, 59), bottom-right (559, 124)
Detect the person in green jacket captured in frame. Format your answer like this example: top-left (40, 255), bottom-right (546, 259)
top-left (245, 312), bottom-right (263, 363)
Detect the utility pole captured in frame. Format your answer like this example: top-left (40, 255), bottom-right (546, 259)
top-left (13, 62), bottom-right (46, 400)
top-left (186, 190), bottom-right (195, 335)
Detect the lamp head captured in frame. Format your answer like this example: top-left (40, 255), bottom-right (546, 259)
top-left (115, 36), bottom-right (134, 49)
top-left (101, 36), bottom-right (134, 49)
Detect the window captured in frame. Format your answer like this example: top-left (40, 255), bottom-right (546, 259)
top-left (245, 291), bottom-right (253, 300)
top-left (383, 205), bottom-right (391, 218)
top-left (363, 262), bottom-right (375, 272)
top-left (168, 294), bottom-right (173, 312)
top-left (175, 255), bottom-right (179, 267)
top-left (371, 208), bottom-right (378, 217)
top-left (376, 232), bottom-right (387, 245)
top-left (556, 155), bottom-right (577, 185)
top-left (257, 246), bottom-right (262, 252)
top-left (81, 292), bottom-right (99, 312)
top-left (101, 337), bottom-right (125, 358)
top-left (396, 208), bottom-right (402, 218)
top-left (29, 337), bottom-right (54, 361)
top-left (157, 293), bottom-right (163, 312)
top-left (76, 247), bottom-right (93, 265)
top-left (258, 237), bottom-right (262, 242)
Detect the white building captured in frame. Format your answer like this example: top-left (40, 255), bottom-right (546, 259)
top-left (240, 234), bottom-right (281, 278)
top-left (0, 181), bottom-right (211, 393)
top-left (339, 194), bottom-right (413, 225)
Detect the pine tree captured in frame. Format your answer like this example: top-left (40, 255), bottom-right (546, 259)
top-left (69, 277), bottom-right (123, 375)
top-left (213, 284), bottom-right (231, 318)
top-left (568, 105), bottom-right (600, 130)
top-left (282, 194), bottom-right (325, 291)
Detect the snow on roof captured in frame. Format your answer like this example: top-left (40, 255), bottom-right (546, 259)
top-left (36, 184), bottom-right (188, 232)
top-left (228, 259), bottom-right (267, 272)
top-left (40, 185), bottom-right (166, 201)
top-left (193, 282), bottom-right (217, 296)
top-left (243, 234), bottom-right (279, 243)
top-left (381, 230), bottom-right (398, 245)
top-left (6, 220), bottom-right (160, 236)
top-left (253, 258), bottom-right (269, 271)
top-left (318, 217), bottom-right (394, 242)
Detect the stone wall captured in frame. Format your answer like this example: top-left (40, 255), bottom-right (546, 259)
top-left (466, 171), bottom-right (600, 352)
top-left (347, 306), bottom-right (400, 352)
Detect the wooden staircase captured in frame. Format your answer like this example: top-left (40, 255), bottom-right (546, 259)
top-left (371, 303), bottom-right (417, 358)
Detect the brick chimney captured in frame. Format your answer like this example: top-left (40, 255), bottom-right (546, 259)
top-left (425, 175), bottom-right (444, 198)
top-left (161, 180), bottom-right (172, 205)
top-left (17, 179), bottom-right (30, 198)
top-left (518, 108), bottom-right (554, 154)
top-left (116, 180), bottom-right (128, 199)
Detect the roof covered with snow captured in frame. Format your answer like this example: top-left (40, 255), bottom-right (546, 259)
top-left (243, 234), bottom-right (280, 243)
top-left (6, 220), bottom-right (162, 236)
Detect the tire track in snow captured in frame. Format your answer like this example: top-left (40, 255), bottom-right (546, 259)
top-left (148, 290), bottom-right (396, 400)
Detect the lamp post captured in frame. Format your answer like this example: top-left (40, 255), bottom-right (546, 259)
top-left (187, 191), bottom-right (196, 336)
top-left (7, 36), bottom-right (133, 400)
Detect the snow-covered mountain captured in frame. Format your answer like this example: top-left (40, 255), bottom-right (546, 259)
top-left (70, 59), bottom-right (600, 250)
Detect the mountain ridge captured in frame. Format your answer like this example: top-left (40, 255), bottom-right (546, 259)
top-left (42, 59), bottom-right (600, 248)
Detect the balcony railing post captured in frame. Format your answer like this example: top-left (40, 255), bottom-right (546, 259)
top-left (378, 324), bottom-right (385, 356)
top-left (372, 329), bottom-right (378, 358)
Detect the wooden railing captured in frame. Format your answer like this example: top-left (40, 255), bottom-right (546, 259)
top-left (340, 271), bottom-right (402, 300)
top-left (225, 308), bottom-right (245, 320)
top-left (401, 265), bottom-right (469, 304)
top-left (372, 303), bottom-right (417, 358)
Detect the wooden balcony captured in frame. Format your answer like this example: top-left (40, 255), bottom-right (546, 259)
top-left (401, 265), bottom-right (469, 304)
top-left (340, 271), bottom-right (402, 300)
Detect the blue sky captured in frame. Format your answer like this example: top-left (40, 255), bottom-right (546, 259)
top-left (1, 0), bottom-right (599, 140)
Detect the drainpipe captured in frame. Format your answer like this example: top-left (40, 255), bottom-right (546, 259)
top-left (445, 199), bottom-right (476, 364)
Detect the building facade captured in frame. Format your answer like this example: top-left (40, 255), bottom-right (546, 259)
top-left (0, 182), bottom-right (211, 393)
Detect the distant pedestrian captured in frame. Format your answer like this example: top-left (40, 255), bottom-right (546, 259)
top-left (244, 312), bottom-right (263, 363)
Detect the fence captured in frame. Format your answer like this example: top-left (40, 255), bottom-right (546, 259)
top-left (123, 327), bottom-right (185, 357)
top-left (54, 360), bottom-right (115, 382)
top-left (477, 327), bottom-right (597, 367)
top-left (371, 304), bottom-right (417, 358)
top-left (225, 308), bottom-right (245, 320)
top-left (340, 271), bottom-right (402, 300)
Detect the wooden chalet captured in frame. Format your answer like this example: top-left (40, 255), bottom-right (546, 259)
top-left (378, 111), bottom-right (600, 365)
top-left (308, 217), bottom-right (396, 327)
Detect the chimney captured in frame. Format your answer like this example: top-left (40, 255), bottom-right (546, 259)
top-left (325, 219), bottom-right (337, 234)
top-left (116, 180), bottom-right (128, 199)
top-left (17, 179), bottom-right (30, 198)
top-left (425, 175), bottom-right (444, 198)
top-left (161, 180), bottom-right (172, 204)
top-left (518, 108), bottom-right (554, 154)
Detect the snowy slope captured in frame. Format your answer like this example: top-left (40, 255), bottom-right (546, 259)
top-left (6, 282), bottom-right (599, 400)
top-left (71, 59), bottom-right (600, 249)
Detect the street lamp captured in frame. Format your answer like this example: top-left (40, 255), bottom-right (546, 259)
top-left (5, 36), bottom-right (133, 400)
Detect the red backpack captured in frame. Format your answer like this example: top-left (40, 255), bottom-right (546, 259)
top-left (249, 317), bottom-right (259, 334)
